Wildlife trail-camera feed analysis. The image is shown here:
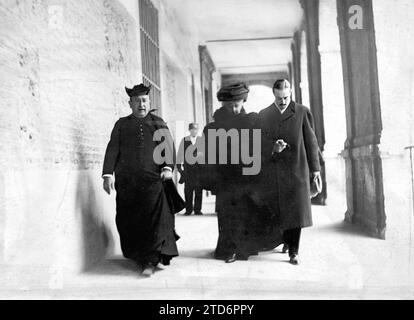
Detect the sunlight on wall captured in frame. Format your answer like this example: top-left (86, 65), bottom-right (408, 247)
top-left (244, 85), bottom-right (274, 114)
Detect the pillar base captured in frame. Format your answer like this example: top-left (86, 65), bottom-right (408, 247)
top-left (344, 209), bottom-right (386, 240)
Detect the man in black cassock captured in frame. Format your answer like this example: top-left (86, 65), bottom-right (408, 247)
top-left (102, 84), bottom-right (180, 276)
top-left (177, 123), bottom-right (203, 215)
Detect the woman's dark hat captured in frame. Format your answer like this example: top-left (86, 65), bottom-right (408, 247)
top-left (217, 83), bottom-right (249, 102)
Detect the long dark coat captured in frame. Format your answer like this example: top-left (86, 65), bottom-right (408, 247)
top-left (259, 101), bottom-right (320, 230)
top-left (102, 111), bottom-right (179, 265)
top-left (200, 107), bottom-right (282, 259)
top-left (176, 136), bottom-right (202, 186)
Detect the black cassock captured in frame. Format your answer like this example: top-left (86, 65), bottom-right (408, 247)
top-left (103, 112), bottom-right (180, 265)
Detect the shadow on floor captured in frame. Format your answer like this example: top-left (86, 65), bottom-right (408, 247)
top-left (84, 257), bottom-right (139, 276)
top-left (178, 249), bottom-right (216, 260)
top-left (179, 247), bottom-right (288, 260)
top-left (315, 220), bottom-right (372, 239)
top-left (84, 256), bottom-right (172, 277)
top-left (76, 173), bottom-right (114, 273)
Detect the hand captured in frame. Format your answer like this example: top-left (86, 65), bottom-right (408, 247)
top-left (103, 176), bottom-right (115, 195)
top-left (312, 172), bottom-right (322, 191)
top-left (160, 169), bottom-right (173, 181)
top-left (272, 139), bottom-right (288, 154)
top-left (178, 171), bottom-right (186, 184)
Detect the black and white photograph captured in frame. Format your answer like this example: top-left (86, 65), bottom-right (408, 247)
top-left (0, 0), bottom-right (413, 303)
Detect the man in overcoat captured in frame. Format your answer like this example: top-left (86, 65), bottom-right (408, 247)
top-left (102, 84), bottom-right (179, 276)
top-left (259, 79), bottom-right (322, 265)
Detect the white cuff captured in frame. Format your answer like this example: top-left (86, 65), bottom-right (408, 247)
top-left (162, 167), bottom-right (172, 172)
top-left (102, 174), bottom-right (113, 178)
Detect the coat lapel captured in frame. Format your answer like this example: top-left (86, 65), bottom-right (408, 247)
top-left (281, 101), bottom-right (296, 122)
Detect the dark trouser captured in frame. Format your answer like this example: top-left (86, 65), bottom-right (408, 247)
top-left (184, 183), bottom-right (203, 213)
top-left (283, 228), bottom-right (302, 255)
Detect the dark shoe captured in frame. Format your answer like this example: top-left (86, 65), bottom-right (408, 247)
top-left (225, 253), bottom-right (237, 263)
top-left (194, 211), bottom-right (203, 215)
top-left (136, 262), bottom-right (144, 273)
top-left (141, 263), bottom-right (156, 276)
top-left (161, 256), bottom-right (171, 266)
top-left (236, 253), bottom-right (249, 261)
top-left (282, 244), bottom-right (289, 254)
top-left (289, 254), bottom-right (300, 265)
top-left (184, 211), bottom-right (192, 216)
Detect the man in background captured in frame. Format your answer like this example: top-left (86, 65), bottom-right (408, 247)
top-left (177, 123), bottom-right (203, 216)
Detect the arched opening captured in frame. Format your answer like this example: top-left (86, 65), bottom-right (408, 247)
top-left (243, 84), bottom-right (274, 114)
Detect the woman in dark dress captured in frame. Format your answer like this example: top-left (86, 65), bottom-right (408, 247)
top-left (200, 83), bottom-right (282, 263)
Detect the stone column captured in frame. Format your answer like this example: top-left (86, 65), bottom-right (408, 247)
top-left (301, 0), bottom-right (327, 205)
top-left (291, 31), bottom-right (302, 104)
top-left (199, 45), bottom-right (216, 124)
top-left (337, 0), bottom-right (386, 238)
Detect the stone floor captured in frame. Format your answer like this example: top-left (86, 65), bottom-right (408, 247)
top-left (1, 194), bottom-right (414, 300)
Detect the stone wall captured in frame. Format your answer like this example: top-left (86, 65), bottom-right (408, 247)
top-left (0, 0), bottom-right (207, 287)
top-left (153, 0), bottom-right (205, 196)
top-left (0, 0), bottom-right (140, 284)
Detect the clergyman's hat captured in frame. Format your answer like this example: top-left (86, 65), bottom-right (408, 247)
top-left (217, 82), bottom-right (249, 102)
top-left (125, 83), bottom-right (151, 97)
